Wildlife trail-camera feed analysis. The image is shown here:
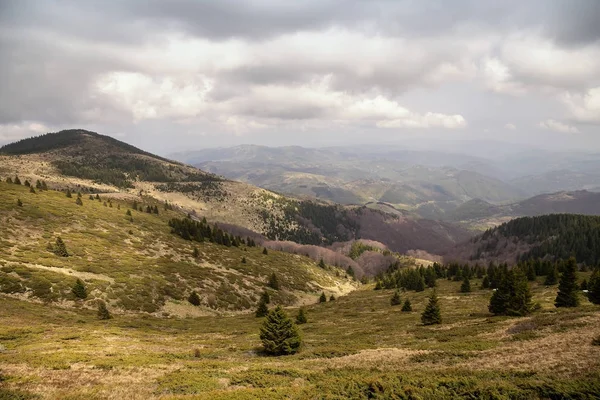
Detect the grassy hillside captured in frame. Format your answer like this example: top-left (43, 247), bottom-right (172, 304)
top-left (1, 275), bottom-right (598, 399)
top-left (0, 181), bottom-right (355, 315)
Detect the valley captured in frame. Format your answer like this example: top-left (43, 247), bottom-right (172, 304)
top-left (1, 130), bottom-right (600, 399)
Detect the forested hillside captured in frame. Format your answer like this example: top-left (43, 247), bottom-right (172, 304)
top-left (447, 214), bottom-right (600, 265)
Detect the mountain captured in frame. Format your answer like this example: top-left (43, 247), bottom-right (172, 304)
top-left (445, 214), bottom-right (600, 265)
top-left (447, 190), bottom-right (600, 228)
top-left (172, 144), bottom-right (526, 219)
top-left (0, 130), bottom-right (471, 263)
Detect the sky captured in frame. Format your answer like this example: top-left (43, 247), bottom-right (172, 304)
top-left (1, 0), bottom-right (599, 155)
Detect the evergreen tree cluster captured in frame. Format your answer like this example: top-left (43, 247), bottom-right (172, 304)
top-left (168, 216), bottom-right (257, 248)
top-left (476, 214), bottom-right (600, 265)
top-left (488, 267), bottom-right (532, 316)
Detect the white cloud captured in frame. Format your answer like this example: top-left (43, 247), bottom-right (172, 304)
top-left (561, 87), bottom-right (600, 124)
top-left (538, 119), bottom-right (579, 134)
top-left (96, 72), bottom-right (214, 121)
top-left (504, 123), bottom-right (516, 130)
top-left (0, 122), bottom-right (52, 144)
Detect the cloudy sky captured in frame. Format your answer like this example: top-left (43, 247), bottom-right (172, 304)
top-left (1, 0), bottom-right (599, 154)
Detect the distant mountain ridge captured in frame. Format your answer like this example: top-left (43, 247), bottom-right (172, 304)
top-left (448, 190), bottom-right (600, 226)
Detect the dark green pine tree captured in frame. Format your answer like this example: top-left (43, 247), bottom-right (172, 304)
top-left (401, 298), bottom-right (412, 312)
top-left (262, 247), bottom-right (268, 255)
top-left (36, 180), bottom-right (42, 189)
top-left (481, 275), bottom-right (490, 289)
top-left (89, 195), bottom-right (95, 200)
top-left (65, 189), bottom-right (72, 198)
top-left (329, 294), bottom-right (336, 301)
top-left (96, 194), bottom-right (101, 201)
top-left (24, 180), bottom-right (30, 187)
top-left (390, 290), bottom-right (402, 306)
top-left (460, 276), bottom-right (472, 293)
top-left (374, 280), bottom-right (383, 290)
top-left (259, 306), bottom-right (302, 355)
top-left (17, 199), bottom-right (23, 207)
top-left (544, 265), bottom-right (559, 286)
top-left (75, 197), bottom-right (83, 206)
top-left (319, 292), bottom-right (327, 303)
top-left (415, 276), bottom-right (426, 292)
top-left (268, 273), bottom-right (280, 290)
top-left (255, 297), bottom-right (269, 317)
top-left (192, 246), bottom-right (200, 258)
top-left (53, 237), bottom-right (69, 257)
top-left (555, 257), bottom-right (579, 308)
top-left (126, 209), bottom-right (132, 216)
top-left (188, 291), bottom-right (201, 306)
top-left (489, 268), bottom-right (532, 316)
top-left (14, 176), bottom-right (21, 185)
top-left (587, 269), bottom-right (600, 305)
top-left (424, 268), bottom-right (437, 288)
top-left (6, 177), bottom-right (12, 183)
top-left (29, 186), bottom-right (36, 194)
top-left (318, 258), bottom-right (326, 268)
top-left (526, 264), bottom-right (537, 281)
top-left (421, 291), bottom-right (442, 325)
top-left (41, 181), bottom-right (48, 190)
top-left (97, 300), bottom-right (112, 320)
top-left (241, 256), bottom-right (247, 264)
top-left (260, 290), bottom-right (271, 304)
top-left (72, 279), bottom-right (87, 299)
top-left (580, 279), bottom-right (588, 290)
top-left (296, 307), bottom-right (308, 324)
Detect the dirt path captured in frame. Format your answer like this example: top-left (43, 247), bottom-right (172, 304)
top-left (2, 261), bottom-right (115, 283)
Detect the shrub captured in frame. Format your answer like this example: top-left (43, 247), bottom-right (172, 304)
top-left (17, 199), bottom-right (22, 207)
top-left (255, 297), bottom-right (269, 317)
top-left (97, 301), bottom-right (112, 320)
top-left (390, 290), bottom-right (401, 306)
top-left (460, 276), bottom-right (471, 293)
top-left (329, 294), bottom-right (336, 301)
top-left (260, 306), bottom-right (302, 355)
top-left (262, 247), bottom-right (268, 255)
top-left (72, 279), bottom-right (87, 299)
top-left (51, 237), bottom-right (69, 257)
top-left (401, 298), bottom-right (412, 312)
top-left (188, 291), bottom-right (201, 306)
top-left (319, 292), bottom-right (327, 303)
top-left (75, 197), bottom-right (83, 206)
top-left (544, 265), bottom-right (559, 285)
top-left (260, 291), bottom-right (270, 304)
top-left (296, 308), bottom-right (307, 324)
top-left (268, 273), bottom-right (280, 290)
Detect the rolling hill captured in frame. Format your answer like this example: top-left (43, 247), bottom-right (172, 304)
top-left (173, 145), bottom-right (526, 217)
top-left (0, 130), bottom-right (471, 257)
top-left (447, 190), bottom-right (600, 228)
top-left (0, 180), bottom-right (356, 315)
